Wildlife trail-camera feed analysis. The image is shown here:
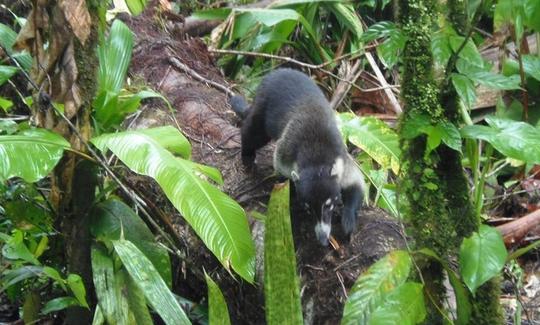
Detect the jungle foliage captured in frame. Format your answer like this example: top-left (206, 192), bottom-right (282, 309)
top-left (1, 0), bottom-right (540, 324)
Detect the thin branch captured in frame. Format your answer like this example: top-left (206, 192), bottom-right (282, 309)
top-left (209, 44), bottom-right (377, 70)
top-left (168, 56), bottom-right (235, 97)
top-left (329, 60), bottom-right (363, 110)
top-left (365, 52), bottom-right (402, 114)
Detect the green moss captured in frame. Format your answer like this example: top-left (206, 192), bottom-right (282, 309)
top-left (442, 1), bottom-right (505, 324)
top-left (470, 278), bottom-right (504, 325)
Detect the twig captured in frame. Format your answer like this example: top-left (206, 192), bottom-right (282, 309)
top-left (336, 271), bottom-right (348, 299)
top-left (330, 60), bottom-right (363, 110)
top-left (209, 45), bottom-right (377, 70)
top-left (333, 254), bottom-right (361, 271)
top-left (0, 115), bottom-right (29, 121)
top-left (364, 52), bottom-right (402, 114)
top-left (168, 56), bottom-right (235, 97)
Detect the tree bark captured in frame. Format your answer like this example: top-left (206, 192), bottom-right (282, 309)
top-left (21, 1), bottom-right (99, 322)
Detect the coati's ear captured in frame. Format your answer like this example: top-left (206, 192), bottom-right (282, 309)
top-left (331, 157), bottom-right (344, 177)
top-left (291, 170), bottom-right (300, 182)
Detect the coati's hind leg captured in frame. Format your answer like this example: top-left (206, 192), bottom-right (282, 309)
top-left (240, 112), bottom-right (271, 166)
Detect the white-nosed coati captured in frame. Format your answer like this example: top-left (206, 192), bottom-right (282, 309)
top-left (231, 68), bottom-right (366, 246)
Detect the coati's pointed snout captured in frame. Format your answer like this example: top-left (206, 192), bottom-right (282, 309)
top-left (315, 221), bottom-right (331, 246)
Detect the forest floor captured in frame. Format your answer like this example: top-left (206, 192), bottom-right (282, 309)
top-left (121, 5), bottom-right (540, 324)
top-left (118, 6), bottom-right (406, 324)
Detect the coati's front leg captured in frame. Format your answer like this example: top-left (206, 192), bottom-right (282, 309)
top-left (339, 156), bottom-right (367, 235)
top-left (340, 183), bottom-right (363, 234)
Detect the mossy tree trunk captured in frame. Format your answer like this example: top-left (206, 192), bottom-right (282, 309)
top-left (398, 0), bottom-right (453, 322)
top-left (398, 0), bottom-right (504, 323)
top-left (21, 1), bottom-right (99, 323)
top-left (438, 1), bottom-right (504, 323)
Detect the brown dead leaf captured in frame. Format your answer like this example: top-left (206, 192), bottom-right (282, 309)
top-left (58, 0), bottom-right (92, 45)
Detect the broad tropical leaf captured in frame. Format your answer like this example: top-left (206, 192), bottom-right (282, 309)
top-left (67, 274), bottom-right (89, 308)
top-left (0, 128), bottom-right (69, 182)
top-left (41, 297), bottom-right (80, 315)
top-left (342, 250), bottom-right (412, 325)
top-left (124, 0), bottom-right (147, 15)
top-left (327, 3), bottom-right (363, 41)
top-left (460, 225), bottom-right (507, 294)
top-left (126, 273), bottom-right (153, 325)
top-left (0, 65), bottom-right (18, 86)
top-left (341, 115), bottom-right (400, 174)
top-left (91, 245), bottom-right (131, 325)
top-left (138, 125), bottom-right (191, 159)
top-left (264, 183), bottom-right (303, 325)
top-left (451, 73), bottom-right (476, 109)
top-left (467, 71), bottom-right (521, 90)
top-left (90, 199), bottom-right (172, 286)
top-left (206, 274), bottom-right (231, 325)
top-left (113, 240), bottom-right (191, 325)
top-left (461, 116), bottom-right (540, 164)
top-left (368, 282), bottom-right (425, 325)
top-left (91, 129), bottom-right (255, 282)
top-left (97, 19), bottom-right (133, 94)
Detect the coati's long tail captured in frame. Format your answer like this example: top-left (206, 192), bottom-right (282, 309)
top-left (230, 95), bottom-right (249, 119)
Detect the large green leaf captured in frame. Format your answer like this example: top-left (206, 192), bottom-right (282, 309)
top-left (126, 271), bottom-right (153, 325)
top-left (0, 65), bottom-right (18, 86)
top-left (361, 21), bottom-right (396, 43)
top-left (341, 115), bottom-right (400, 174)
top-left (91, 129), bottom-right (255, 282)
top-left (342, 250), bottom-right (412, 325)
top-left (235, 8), bottom-right (300, 27)
top-left (461, 116), bottom-right (540, 164)
top-left (449, 35), bottom-right (483, 68)
top-left (206, 274), bottom-right (231, 325)
top-left (97, 19), bottom-right (133, 94)
top-left (451, 73), bottom-right (477, 109)
top-left (432, 29), bottom-right (452, 66)
top-left (67, 274), bottom-right (89, 308)
top-left (138, 126), bottom-right (191, 159)
top-left (326, 3), bottom-right (363, 40)
top-left (95, 89), bottom-right (168, 130)
top-left (377, 29), bottom-right (406, 68)
top-left (2, 230), bottom-right (40, 265)
top-left (0, 128), bottom-right (69, 182)
top-left (90, 198), bottom-right (172, 287)
top-left (521, 55), bottom-right (540, 82)
top-left (459, 225), bottom-right (507, 295)
top-left (467, 71), bottom-right (521, 90)
top-left (368, 282), bottom-right (426, 325)
top-left (124, 0), bottom-right (147, 15)
top-left (92, 244), bottom-right (131, 325)
top-left (264, 183), bottom-right (303, 325)
top-left (41, 297), bottom-right (80, 315)
top-left (113, 240), bottom-right (191, 325)
top-left (0, 23), bottom-right (17, 50)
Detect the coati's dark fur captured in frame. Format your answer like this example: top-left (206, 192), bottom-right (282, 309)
top-left (231, 68), bottom-right (366, 245)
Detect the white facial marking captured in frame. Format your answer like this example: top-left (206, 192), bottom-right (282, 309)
top-left (291, 170), bottom-right (300, 181)
top-left (331, 157), bottom-right (344, 180)
top-left (315, 221), bottom-right (331, 239)
top-left (325, 198), bottom-right (331, 205)
top-left (329, 204), bottom-right (334, 211)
